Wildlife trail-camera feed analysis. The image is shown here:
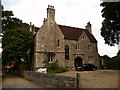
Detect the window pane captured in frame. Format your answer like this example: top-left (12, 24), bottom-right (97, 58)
top-left (58, 40), bottom-right (60, 48)
top-left (65, 45), bottom-right (69, 60)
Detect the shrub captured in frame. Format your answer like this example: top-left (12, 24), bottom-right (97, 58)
top-left (105, 58), bottom-right (120, 70)
top-left (46, 62), bottom-right (68, 73)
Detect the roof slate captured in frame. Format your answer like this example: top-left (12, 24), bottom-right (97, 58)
top-left (58, 25), bottom-right (97, 43)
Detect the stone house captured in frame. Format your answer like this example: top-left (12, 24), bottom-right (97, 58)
top-left (30, 5), bottom-right (100, 71)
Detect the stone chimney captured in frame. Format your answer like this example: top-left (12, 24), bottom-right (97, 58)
top-left (86, 22), bottom-right (92, 34)
top-left (47, 5), bottom-right (55, 21)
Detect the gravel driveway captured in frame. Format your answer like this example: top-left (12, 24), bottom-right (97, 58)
top-left (56, 70), bottom-right (119, 88)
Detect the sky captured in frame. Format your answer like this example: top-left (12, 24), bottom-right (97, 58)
top-left (1, 0), bottom-right (118, 57)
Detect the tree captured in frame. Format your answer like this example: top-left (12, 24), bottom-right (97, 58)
top-left (117, 50), bottom-right (120, 55)
top-left (2, 28), bottom-right (32, 64)
top-left (2, 7), bottom-right (33, 71)
top-left (2, 10), bottom-right (28, 32)
top-left (100, 2), bottom-right (120, 46)
top-left (105, 56), bottom-right (120, 70)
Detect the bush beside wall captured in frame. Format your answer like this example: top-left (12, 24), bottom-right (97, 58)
top-left (46, 61), bottom-right (68, 73)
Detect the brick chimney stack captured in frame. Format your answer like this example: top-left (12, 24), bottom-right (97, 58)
top-left (86, 22), bottom-right (92, 34)
top-left (47, 5), bottom-right (55, 21)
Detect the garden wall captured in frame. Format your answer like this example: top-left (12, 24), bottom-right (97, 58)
top-left (22, 71), bottom-right (77, 88)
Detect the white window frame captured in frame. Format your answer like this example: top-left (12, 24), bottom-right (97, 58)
top-left (76, 44), bottom-right (80, 50)
top-left (48, 54), bottom-right (53, 63)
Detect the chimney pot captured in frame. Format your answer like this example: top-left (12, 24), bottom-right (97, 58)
top-left (43, 18), bottom-right (47, 23)
top-left (87, 22), bottom-right (90, 25)
top-left (86, 22), bottom-right (92, 34)
top-left (48, 5), bottom-right (50, 8)
top-left (30, 22), bottom-right (32, 25)
top-left (48, 5), bottom-right (54, 9)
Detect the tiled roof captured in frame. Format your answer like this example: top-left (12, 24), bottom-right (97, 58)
top-left (58, 25), bottom-right (97, 43)
top-left (58, 25), bottom-right (83, 40)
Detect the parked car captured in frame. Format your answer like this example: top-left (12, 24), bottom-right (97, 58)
top-left (76, 64), bottom-right (97, 71)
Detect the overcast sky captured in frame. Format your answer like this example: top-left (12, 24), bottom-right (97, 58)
top-left (2, 0), bottom-right (118, 57)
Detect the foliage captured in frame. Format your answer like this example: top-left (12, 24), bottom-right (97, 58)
top-left (2, 28), bottom-right (32, 63)
top-left (117, 51), bottom-right (120, 55)
top-left (101, 55), bottom-right (110, 66)
top-left (100, 2), bottom-right (120, 46)
top-left (2, 7), bottom-right (33, 70)
top-left (105, 57), bottom-right (120, 70)
top-left (2, 7), bottom-right (29, 32)
top-left (2, 27), bottom-right (33, 64)
top-left (46, 62), bottom-right (68, 73)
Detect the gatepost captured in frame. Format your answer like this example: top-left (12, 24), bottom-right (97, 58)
top-left (76, 73), bottom-right (80, 90)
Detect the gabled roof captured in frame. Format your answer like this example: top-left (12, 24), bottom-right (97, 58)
top-left (84, 29), bottom-right (97, 43)
top-left (58, 25), bottom-right (83, 40)
top-left (58, 25), bottom-right (97, 43)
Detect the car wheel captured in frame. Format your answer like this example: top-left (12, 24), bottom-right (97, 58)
top-left (81, 68), bottom-right (84, 71)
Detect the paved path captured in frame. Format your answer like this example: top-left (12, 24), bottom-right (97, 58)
top-left (2, 74), bottom-right (46, 88)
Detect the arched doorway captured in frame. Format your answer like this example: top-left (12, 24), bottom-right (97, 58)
top-left (74, 57), bottom-right (83, 67)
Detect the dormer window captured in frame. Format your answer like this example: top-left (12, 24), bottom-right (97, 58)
top-left (81, 35), bottom-right (86, 40)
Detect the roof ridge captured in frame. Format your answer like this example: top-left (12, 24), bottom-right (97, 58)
top-left (58, 24), bottom-right (85, 30)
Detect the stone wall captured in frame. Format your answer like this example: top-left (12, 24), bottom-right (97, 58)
top-left (64, 32), bottom-right (100, 68)
top-left (22, 71), bottom-right (76, 88)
